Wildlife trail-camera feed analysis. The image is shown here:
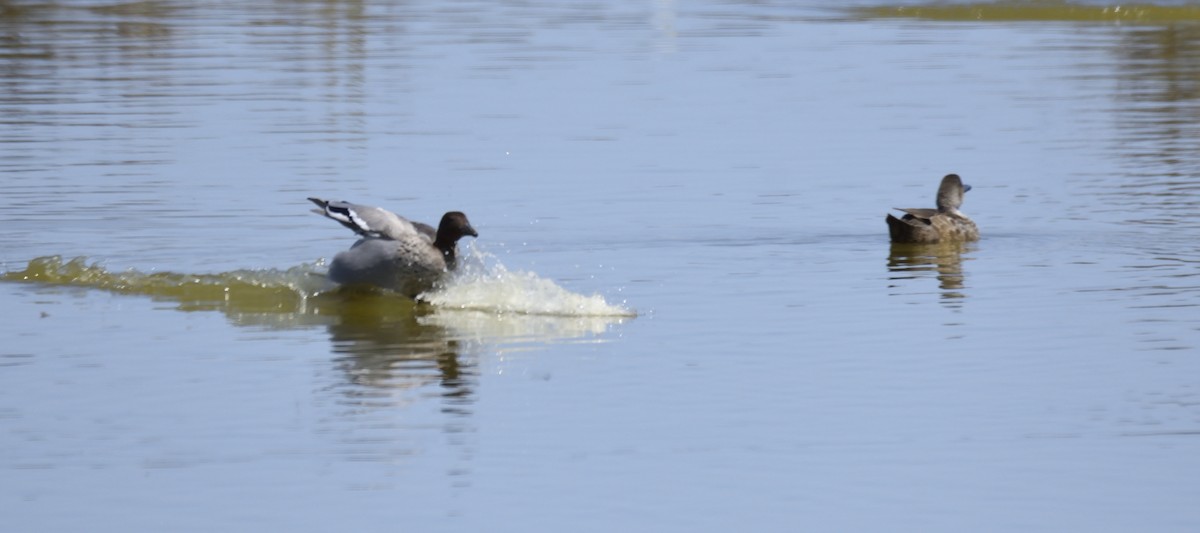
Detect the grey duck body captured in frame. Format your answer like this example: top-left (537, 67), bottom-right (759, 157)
top-left (885, 174), bottom-right (979, 244)
top-left (309, 198), bottom-right (478, 298)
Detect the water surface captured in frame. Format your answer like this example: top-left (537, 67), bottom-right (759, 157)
top-left (2, 1), bottom-right (1199, 531)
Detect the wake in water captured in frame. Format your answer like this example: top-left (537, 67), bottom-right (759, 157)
top-left (3, 252), bottom-right (632, 385)
top-left (1, 249), bottom-right (635, 319)
top-left (1, 255), bottom-right (327, 310)
top-left (429, 247), bottom-right (634, 317)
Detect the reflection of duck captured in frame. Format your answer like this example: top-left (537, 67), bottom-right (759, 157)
top-left (887, 242), bottom-right (971, 307)
top-left (886, 174), bottom-right (979, 243)
top-left (308, 198), bottom-right (478, 298)
top-left (322, 292), bottom-right (472, 398)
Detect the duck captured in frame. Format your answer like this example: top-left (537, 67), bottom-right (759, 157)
top-left (885, 174), bottom-right (979, 244)
top-left (308, 198), bottom-right (478, 298)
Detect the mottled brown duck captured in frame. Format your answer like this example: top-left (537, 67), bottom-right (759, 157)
top-left (886, 174), bottom-right (979, 244)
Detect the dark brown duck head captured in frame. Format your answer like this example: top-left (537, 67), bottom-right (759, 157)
top-left (935, 174), bottom-right (971, 214)
top-left (433, 211), bottom-right (479, 270)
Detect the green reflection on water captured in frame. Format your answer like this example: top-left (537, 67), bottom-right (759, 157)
top-left (856, 2), bottom-right (1200, 23)
top-left (1, 255), bottom-right (325, 314)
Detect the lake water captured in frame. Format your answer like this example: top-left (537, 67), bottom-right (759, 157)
top-left (3, 1), bottom-right (1199, 531)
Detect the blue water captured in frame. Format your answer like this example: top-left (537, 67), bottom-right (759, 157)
top-left (2, 1), bottom-right (1199, 531)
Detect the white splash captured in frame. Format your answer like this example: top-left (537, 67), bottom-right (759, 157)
top-left (421, 249), bottom-right (636, 318)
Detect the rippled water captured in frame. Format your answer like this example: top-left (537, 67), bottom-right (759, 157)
top-left (3, 1), bottom-right (1199, 531)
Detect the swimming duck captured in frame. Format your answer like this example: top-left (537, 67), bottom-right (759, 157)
top-left (308, 198), bottom-right (478, 297)
top-left (885, 174), bottom-right (979, 244)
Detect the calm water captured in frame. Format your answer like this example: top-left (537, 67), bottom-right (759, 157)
top-left (3, 1), bottom-right (1199, 531)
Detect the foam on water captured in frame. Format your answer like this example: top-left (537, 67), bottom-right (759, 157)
top-left (423, 248), bottom-right (636, 318)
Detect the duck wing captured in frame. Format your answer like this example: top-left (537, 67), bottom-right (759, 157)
top-left (411, 221), bottom-right (437, 241)
top-left (893, 207), bottom-right (939, 220)
top-left (308, 197), bottom-right (423, 241)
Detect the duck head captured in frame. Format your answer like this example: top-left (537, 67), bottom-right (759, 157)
top-left (434, 211), bottom-right (478, 270)
top-left (935, 174), bottom-right (971, 214)
top-left (437, 211), bottom-right (478, 243)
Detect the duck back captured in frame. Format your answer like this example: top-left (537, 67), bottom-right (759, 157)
top-left (886, 212), bottom-right (978, 243)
